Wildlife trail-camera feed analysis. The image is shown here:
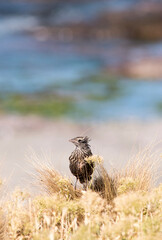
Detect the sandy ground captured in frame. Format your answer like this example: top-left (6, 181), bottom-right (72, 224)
top-left (0, 115), bottom-right (161, 190)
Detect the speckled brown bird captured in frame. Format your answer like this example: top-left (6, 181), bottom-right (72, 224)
top-left (69, 136), bottom-right (94, 189)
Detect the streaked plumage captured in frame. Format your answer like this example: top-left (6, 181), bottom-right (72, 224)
top-left (69, 136), bottom-right (94, 189)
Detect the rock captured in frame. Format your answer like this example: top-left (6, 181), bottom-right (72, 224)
top-left (119, 58), bottom-right (162, 79)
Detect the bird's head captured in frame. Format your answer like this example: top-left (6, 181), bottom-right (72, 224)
top-left (69, 136), bottom-right (91, 148)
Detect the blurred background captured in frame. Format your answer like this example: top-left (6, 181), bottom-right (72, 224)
top-left (0, 0), bottom-right (162, 188)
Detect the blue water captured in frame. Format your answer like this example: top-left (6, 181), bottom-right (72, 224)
top-left (92, 80), bottom-right (162, 120)
top-left (0, 47), bottom-right (100, 93)
top-left (0, 0), bottom-right (162, 121)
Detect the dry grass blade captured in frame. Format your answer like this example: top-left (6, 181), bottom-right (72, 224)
top-left (28, 150), bottom-right (82, 199)
top-left (33, 161), bottom-right (82, 200)
top-left (0, 178), bottom-right (5, 240)
top-left (0, 212), bottom-right (5, 240)
top-left (91, 146), bottom-right (160, 201)
top-left (92, 165), bottom-right (117, 202)
top-left (116, 147), bottom-right (160, 194)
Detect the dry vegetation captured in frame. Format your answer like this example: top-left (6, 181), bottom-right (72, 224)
top-left (0, 149), bottom-right (162, 240)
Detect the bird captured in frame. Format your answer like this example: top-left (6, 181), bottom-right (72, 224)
top-left (69, 136), bottom-right (94, 190)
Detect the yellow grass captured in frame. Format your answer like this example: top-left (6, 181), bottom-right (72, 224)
top-left (0, 211), bottom-right (5, 240)
top-left (116, 147), bottom-right (158, 194)
top-left (33, 161), bottom-right (82, 200)
top-left (0, 148), bottom-right (161, 239)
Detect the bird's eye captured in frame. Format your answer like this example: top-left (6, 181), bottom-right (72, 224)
top-left (78, 139), bottom-right (82, 142)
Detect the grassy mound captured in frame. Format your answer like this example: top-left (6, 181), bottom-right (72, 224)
top-left (0, 149), bottom-right (161, 240)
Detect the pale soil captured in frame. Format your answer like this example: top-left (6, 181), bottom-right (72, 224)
top-left (0, 115), bottom-right (161, 189)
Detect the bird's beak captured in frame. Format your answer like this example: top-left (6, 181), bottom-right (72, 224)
top-left (69, 138), bottom-right (75, 143)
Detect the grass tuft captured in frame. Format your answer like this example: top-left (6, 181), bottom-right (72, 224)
top-left (0, 210), bottom-right (5, 240)
top-left (91, 165), bottom-right (117, 202)
top-left (0, 147), bottom-right (161, 239)
top-left (33, 161), bottom-right (82, 200)
top-left (116, 147), bottom-right (158, 194)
